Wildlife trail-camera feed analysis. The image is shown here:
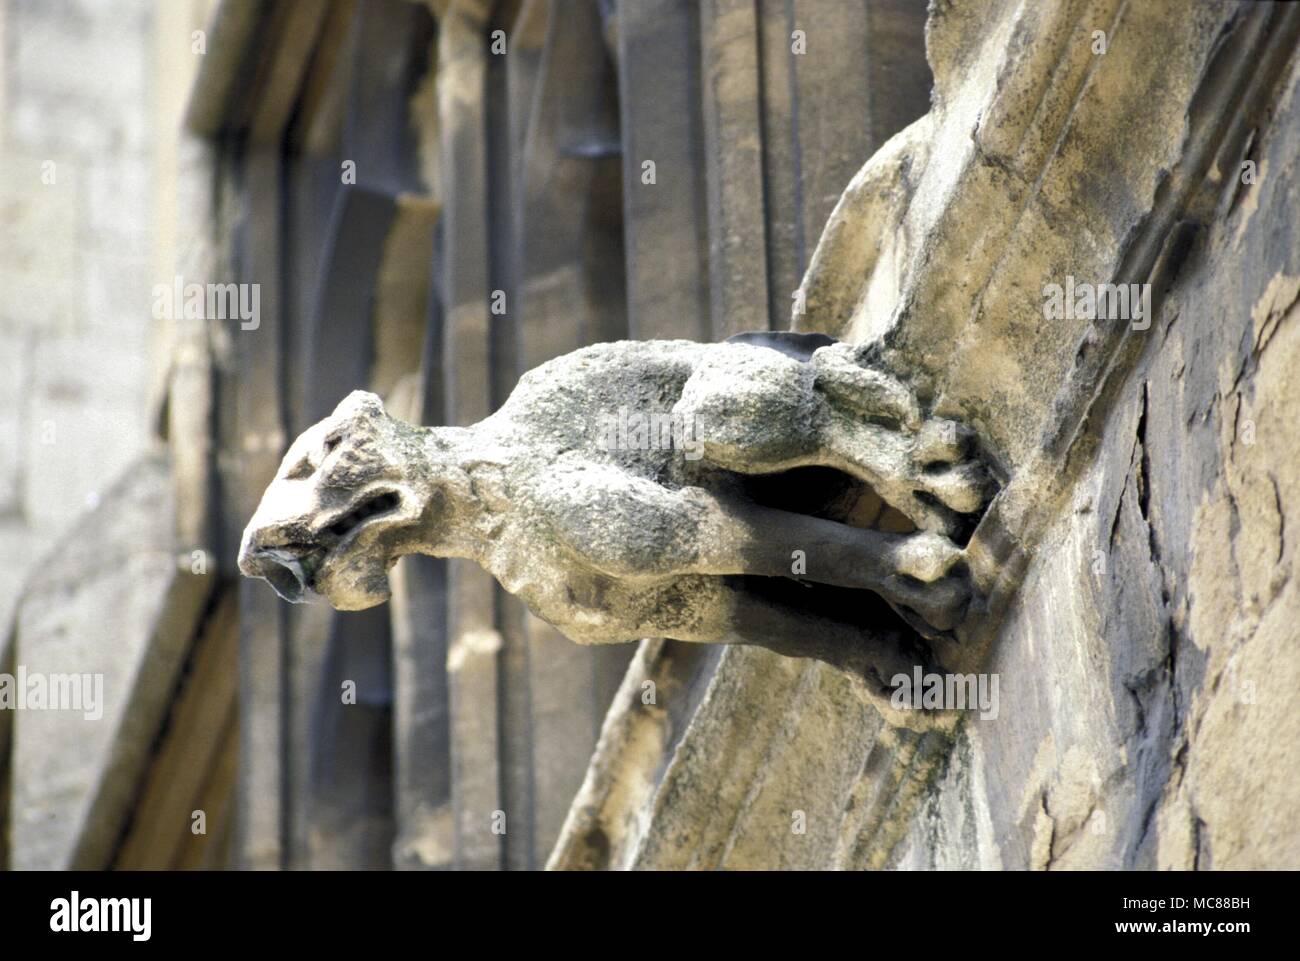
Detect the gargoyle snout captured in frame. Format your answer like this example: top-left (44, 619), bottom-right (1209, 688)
top-left (238, 528), bottom-right (324, 604)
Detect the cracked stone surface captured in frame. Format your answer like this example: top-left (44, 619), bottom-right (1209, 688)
top-left (239, 336), bottom-right (994, 720)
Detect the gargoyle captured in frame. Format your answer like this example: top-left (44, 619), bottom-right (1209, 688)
top-left (238, 334), bottom-right (994, 709)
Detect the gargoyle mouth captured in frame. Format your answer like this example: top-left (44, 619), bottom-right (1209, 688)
top-left (244, 489), bottom-right (404, 604)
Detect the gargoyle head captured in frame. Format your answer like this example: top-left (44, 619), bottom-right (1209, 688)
top-left (238, 391), bottom-right (426, 610)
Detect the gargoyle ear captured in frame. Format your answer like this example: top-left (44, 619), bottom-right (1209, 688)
top-left (332, 390), bottom-right (387, 421)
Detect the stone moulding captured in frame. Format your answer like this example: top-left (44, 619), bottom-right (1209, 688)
top-left (239, 333), bottom-right (998, 723)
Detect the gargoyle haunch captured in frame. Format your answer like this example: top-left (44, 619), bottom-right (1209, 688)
top-left (238, 333), bottom-right (995, 701)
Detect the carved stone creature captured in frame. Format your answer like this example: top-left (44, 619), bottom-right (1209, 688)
top-left (239, 335), bottom-right (993, 707)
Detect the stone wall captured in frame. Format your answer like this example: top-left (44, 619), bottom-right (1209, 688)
top-left (895, 40), bottom-right (1300, 867)
top-left (0, 0), bottom-right (160, 635)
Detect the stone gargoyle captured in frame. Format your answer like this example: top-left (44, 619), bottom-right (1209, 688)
top-left (238, 333), bottom-right (994, 706)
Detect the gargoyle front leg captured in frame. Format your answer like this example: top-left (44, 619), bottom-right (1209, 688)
top-left (536, 471), bottom-right (971, 637)
top-left (689, 493), bottom-right (971, 636)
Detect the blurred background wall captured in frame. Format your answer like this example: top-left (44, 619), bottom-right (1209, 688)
top-left (0, 0), bottom-right (210, 637)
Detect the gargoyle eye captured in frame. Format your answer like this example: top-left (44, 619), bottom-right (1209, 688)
top-left (284, 455), bottom-right (314, 480)
top-left (323, 434), bottom-right (342, 457)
